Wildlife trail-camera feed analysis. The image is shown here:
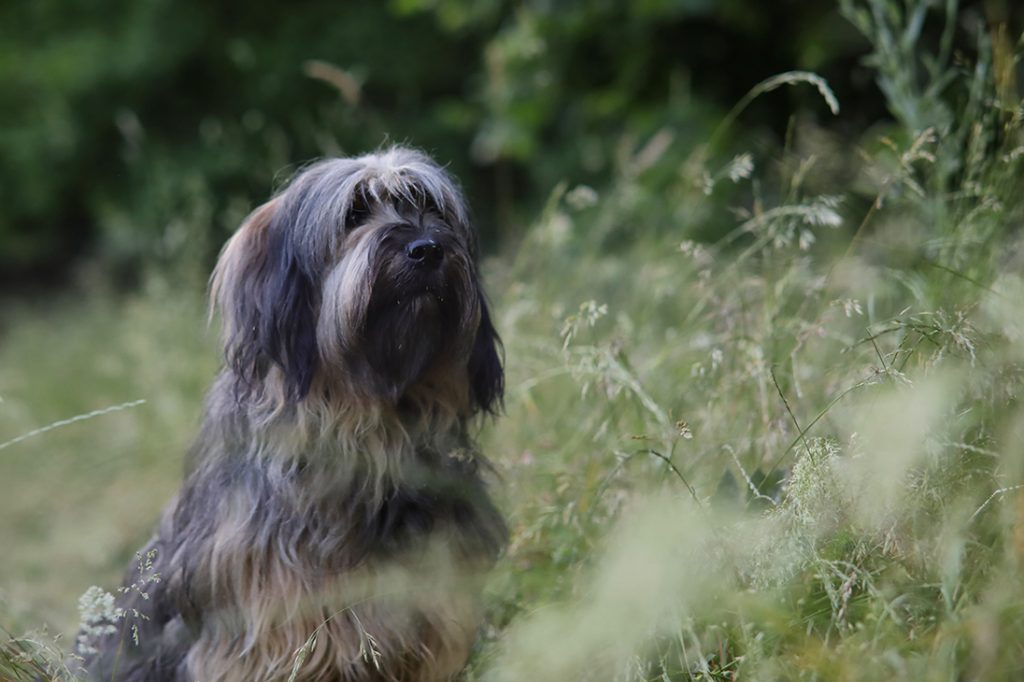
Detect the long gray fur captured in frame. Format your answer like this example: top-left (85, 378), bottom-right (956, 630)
top-left (79, 147), bottom-right (506, 682)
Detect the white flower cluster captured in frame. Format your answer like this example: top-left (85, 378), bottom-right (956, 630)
top-left (727, 153), bottom-right (755, 182)
top-left (75, 586), bottom-right (123, 656)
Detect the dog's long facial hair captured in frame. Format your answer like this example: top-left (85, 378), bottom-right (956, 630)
top-left (79, 148), bottom-right (507, 682)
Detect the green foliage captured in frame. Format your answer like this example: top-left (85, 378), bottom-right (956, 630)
top-left (0, 0), bottom-right (486, 276)
top-left (1, 0), bottom-right (864, 280)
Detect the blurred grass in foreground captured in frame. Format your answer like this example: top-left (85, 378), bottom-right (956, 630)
top-left (5, 1), bottom-right (1024, 679)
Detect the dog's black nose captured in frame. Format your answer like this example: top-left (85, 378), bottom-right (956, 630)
top-left (405, 239), bottom-right (444, 267)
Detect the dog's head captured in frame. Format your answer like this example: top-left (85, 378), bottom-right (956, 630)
top-left (211, 147), bottom-right (502, 415)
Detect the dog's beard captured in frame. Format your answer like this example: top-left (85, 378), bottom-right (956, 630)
top-left (320, 234), bottom-right (475, 404)
top-left (363, 286), bottom-right (459, 402)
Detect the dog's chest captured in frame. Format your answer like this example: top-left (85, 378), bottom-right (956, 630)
top-left (174, 451), bottom-right (504, 681)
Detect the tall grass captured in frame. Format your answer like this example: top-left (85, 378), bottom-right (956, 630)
top-left (4, 1), bottom-right (1024, 679)
top-left (468, 1), bottom-right (1024, 678)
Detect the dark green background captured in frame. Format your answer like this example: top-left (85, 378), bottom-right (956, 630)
top-left (1, 0), bottom-right (1015, 287)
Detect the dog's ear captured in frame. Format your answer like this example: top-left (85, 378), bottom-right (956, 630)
top-left (468, 294), bottom-right (504, 415)
top-left (211, 197), bottom-right (320, 402)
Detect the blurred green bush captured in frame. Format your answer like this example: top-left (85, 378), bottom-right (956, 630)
top-left (0, 0), bottom-right (880, 284)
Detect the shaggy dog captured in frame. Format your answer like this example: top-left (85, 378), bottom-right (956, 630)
top-left (79, 147), bottom-right (507, 681)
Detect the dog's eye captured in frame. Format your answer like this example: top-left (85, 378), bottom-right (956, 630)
top-left (344, 189), bottom-right (375, 231)
top-left (345, 206), bottom-right (371, 232)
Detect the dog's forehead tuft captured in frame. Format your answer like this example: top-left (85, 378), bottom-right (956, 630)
top-left (295, 147), bottom-right (468, 230)
top-left (359, 148), bottom-right (468, 222)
